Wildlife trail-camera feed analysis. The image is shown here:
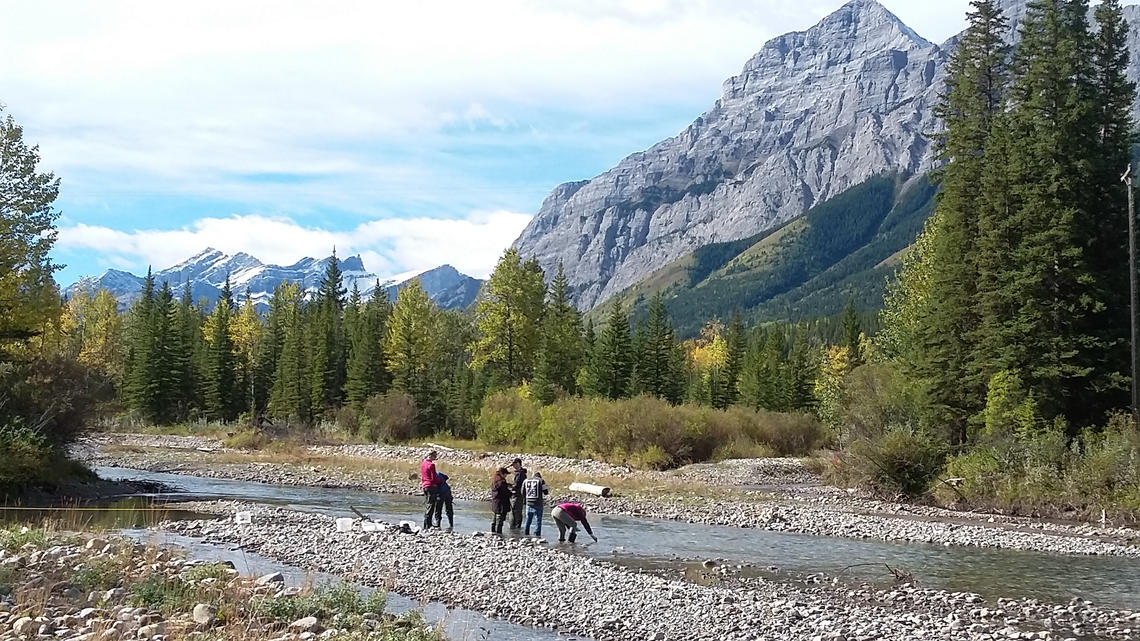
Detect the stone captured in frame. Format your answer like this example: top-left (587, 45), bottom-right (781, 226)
top-left (137, 623), bottom-right (164, 638)
top-left (191, 604), bottom-right (217, 626)
top-left (13, 617), bottom-right (36, 636)
top-left (256, 572), bottom-right (285, 585)
top-left (289, 617), bottom-right (322, 633)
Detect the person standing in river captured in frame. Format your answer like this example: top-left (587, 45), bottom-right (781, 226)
top-left (550, 502), bottom-right (598, 543)
top-left (433, 472), bottom-right (455, 529)
top-left (420, 450), bottom-right (441, 530)
top-left (490, 467), bottom-right (513, 534)
top-left (521, 471), bottom-right (548, 536)
top-left (509, 457), bottom-right (527, 530)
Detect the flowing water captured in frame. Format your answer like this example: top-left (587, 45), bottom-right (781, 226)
top-left (87, 467), bottom-right (1140, 610)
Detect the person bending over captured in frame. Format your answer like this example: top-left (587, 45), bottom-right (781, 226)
top-left (434, 472), bottom-right (455, 529)
top-left (550, 501), bottom-right (597, 543)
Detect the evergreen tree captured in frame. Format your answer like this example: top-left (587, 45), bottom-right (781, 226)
top-left (470, 249), bottom-right (545, 387)
top-left (637, 293), bottom-right (681, 402)
top-left (841, 299), bottom-right (863, 369)
top-left (124, 269), bottom-right (158, 419)
top-left (534, 264), bottom-right (584, 397)
top-left (588, 300), bottom-right (633, 400)
top-left (269, 282), bottom-right (308, 424)
top-left (386, 281), bottom-right (441, 416)
top-left (724, 311), bottom-right (747, 406)
top-left (203, 276), bottom-right (239, 421)
top-left (914, 0), bottom-right (1009, 442)
top-left (975, 0), bottom-right (1112, 426)
top-left (309, 251), bottom-right (346, 419)
top-left (345, 286), bottom-right (392, 407)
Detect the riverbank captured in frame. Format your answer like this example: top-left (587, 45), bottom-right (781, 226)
top-left (163, 502), bottom-right (1140, 641)
top-left (0, 525), bottom-right (441, 641)
top-left (76, 433), bottom-right (1140, 557)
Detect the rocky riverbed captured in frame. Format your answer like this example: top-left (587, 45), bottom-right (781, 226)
top-left (0, 529), bottom-right (440, 641)
top-left (78, 434), bottom-right (1140, 558)
top-left (164, 503), bottom-right (1140, 641)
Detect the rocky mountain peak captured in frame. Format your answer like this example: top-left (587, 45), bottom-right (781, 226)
top-left (512, 0), bottom-right (948, 310)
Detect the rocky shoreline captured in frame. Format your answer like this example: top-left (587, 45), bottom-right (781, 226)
top-left (77, 434), bottom-right (1140, 558)
top-left (164, 503), bottom-right (1140, 641)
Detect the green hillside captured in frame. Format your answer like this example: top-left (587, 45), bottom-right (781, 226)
top-left (603, 173), bottom-right (936, 337)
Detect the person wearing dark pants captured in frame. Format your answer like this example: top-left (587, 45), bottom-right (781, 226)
top-left (491, 467), bottom-right (512, 534)
top-left (522, 472), bottom-right (548, 536)
top-left (420, 451), bottom-right (440, 530)
top-left (433, 472), bottom-right (455, 529)
top-left (551, 502), bottom-right (598, 543)
top-left (509, 458), bottom-right (527, 530)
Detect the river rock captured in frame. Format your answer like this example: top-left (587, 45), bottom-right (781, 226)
top-left (256, 572), bottom-right (284, 585)
top-left (191, 604), bottom-right (217, 625)
top-left (289, 616), bottom-right (322, 633)
top-left (12, 617), bottom-right (35, 636)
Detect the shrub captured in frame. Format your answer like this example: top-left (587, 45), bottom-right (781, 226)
top-left (361, 391), bottom-right (418, 443)
top-left (0, 525), bottom-right (48, 551)
top-left (835, 430), bottom-right (946, 498)
top-left (476, 388), bottom-right (541, 447)
top-left (476, 388), bottom-right (824, 468)
top-left (72, 557), bottom-right (125, 591)
top-left (222, 430), bottom-right (269, 450)
top-left (335, 406), bottom-right (361, 436)
top-left (129, 575), bottom-right (199, 613)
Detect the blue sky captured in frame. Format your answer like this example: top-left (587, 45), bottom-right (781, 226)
top-left (2, 0), bottom-right (972, 284)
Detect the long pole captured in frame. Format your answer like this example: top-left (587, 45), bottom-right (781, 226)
top-left (1124, 164), bottom-right (1139, 425)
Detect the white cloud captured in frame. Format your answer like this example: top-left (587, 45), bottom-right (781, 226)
top-left (56, 210), bottom-right (532, 279)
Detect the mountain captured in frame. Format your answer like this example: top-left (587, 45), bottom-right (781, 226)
top-left (64, 250), bottom-right (483, 311)
top-left (603, 173), bottom-right (935, 337)
top-left (514, 0), bottom-right (1140, 315)
top-left (514, 0), bottom-right (945, 311)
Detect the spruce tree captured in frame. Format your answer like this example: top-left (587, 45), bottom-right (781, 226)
top-left (534, 264), bottom-right (584, 396)
top-left (588, 300), bottom-right (633, 400)
top-left (125, 269), bottom-right (158, 420)
top-left (269, 282), bottom-right (308, 424)
top-left (724, 311), bottom-right (747, 406)
top-left (309, 251), bottom-right (346, 419)
top-left (203, 276), bottom-right (239, 421)
top-left (917, 0), bottom-right (1009, 442)
top-left (345, 286), bottom-right (392, 407)
top-left (638, 293), bottom-right (680, 402)
top-left (386, 281), bottom-right (441, 414)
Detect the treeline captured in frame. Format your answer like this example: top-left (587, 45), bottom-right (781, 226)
top-left (57, 247), bottom-right (861, 440)
top-left (833, 0), bottom-right (1140, 516)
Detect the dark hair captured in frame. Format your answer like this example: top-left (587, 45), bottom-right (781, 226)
top-left (493, 467), bottom-right (508, 481)
top-left (511, 458), bottom-right (522, 467)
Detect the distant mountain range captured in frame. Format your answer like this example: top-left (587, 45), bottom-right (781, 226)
top-left (64, 249), bottom-right (483, 311)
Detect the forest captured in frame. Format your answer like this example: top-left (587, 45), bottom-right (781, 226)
top-left (3, 0), bottom-right (1140, 519)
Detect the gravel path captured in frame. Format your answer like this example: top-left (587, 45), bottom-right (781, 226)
top-left (78, 434), bottom-right (1140, 557)
top-left (163, 503), bottom-right (1140, 641)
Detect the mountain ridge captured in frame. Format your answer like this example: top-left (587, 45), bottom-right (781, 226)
top-left (64, 251), bottom-right (482, 312)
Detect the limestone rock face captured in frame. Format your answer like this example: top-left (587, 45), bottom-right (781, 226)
top-left (513, 0), bottom-right (947, 309)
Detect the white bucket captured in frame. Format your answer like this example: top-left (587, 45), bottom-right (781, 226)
top-left (361, 521), bottom-right (380, 532)
top-left (335, 517), bottom-right (354, 533)
top-left (235, 511), bottom-right (252, 525)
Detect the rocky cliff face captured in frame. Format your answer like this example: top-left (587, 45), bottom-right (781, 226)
top-left (513, 0), bottom-right (947, 310)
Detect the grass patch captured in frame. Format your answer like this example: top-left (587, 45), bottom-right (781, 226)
top-left (129, 575), bottom-right (204, 613)
top-left (250, 582), bottom-right (387, 629)
top-left (0, 525), bottom-right (49, 551)
top-left (0, 567), bottom-right (15, 596)
top-left (182, 562), bottom-right (232, 582)
top-left (71, 556), bottom-right (125, 591)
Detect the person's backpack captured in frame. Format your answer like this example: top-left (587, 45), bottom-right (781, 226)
top-left (522, 477), bottom-right (546, 502)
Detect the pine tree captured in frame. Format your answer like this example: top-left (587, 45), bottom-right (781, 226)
top-left (841, 299), bottom-right (863, 370)
top-left (386, 281), bottom-right (441, 414)
top-left (125, 269), bottom-right (158, 420)
top-left (309, 251), bottom-right (346, 419)
top-left (231, 292), bottom-right (263, 415)
top-left (588, 300), bottom-right (633, 400)
top-left (724, 311), bottom-right (747, 406)
top-left (637, 293), bottom-right (681, 402)
top-left (345, 286), bottom-right (392, 407)
top-left (974, 0), bottom-right (1110, 426)
top-left (203, 276), bottom-right (239, 421)
top-left (470, 249), bottom-right (545, 387)
top-left (534, 264), bottom-right (584, 398)
top-left (915, 0), bottom-right (1009, 442)
top-left (269, 282), bottom-right (307, 424)
top-left (173, 284), bottom-right (203, 416)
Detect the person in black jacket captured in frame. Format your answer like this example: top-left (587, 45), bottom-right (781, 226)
top-left (509, 458), bottom-right (528, 530)
top-left (490, 467), bottom-right (512, 534)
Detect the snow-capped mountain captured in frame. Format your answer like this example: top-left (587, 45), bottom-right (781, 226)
top-left (64, 249), bottom-right (483, 311)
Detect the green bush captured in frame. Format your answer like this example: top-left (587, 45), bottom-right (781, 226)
top-left (477, 389), bottom-right (825, 468)
top-left (0, 525), bottom-right (48, 551)
top-left (222, 430), bottom-right (269, 450)
top-left (129, 575), bottom-right (199, 613)
top-left (72, 557), bottom-right (124, 591)
top-left (835, 430), bottom-right (946, 498)
top-left (361, 391), bottom-right (418, 443)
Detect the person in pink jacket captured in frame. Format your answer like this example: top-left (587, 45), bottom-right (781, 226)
top-left (420, 450), bottom-right (441, 530)
top-left (550, 502), bottom-right (598, 543)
